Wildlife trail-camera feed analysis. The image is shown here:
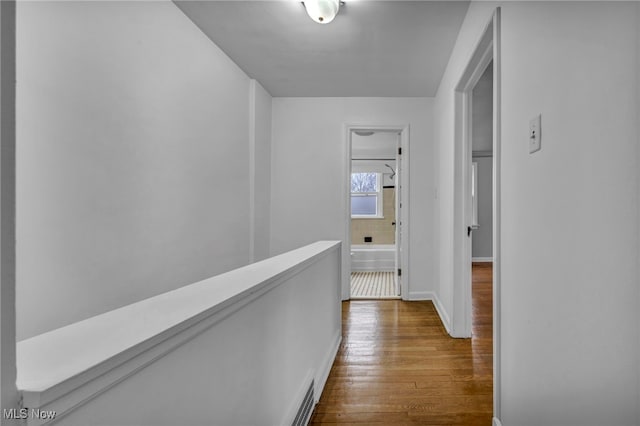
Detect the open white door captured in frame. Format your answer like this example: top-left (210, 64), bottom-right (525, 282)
top-left (394, 133), bottom-right (402, 297)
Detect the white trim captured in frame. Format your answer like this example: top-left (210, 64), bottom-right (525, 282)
top-left (472, 257), bottom-right (493, 262)
top-left (492, 8), bottom-right (502, 420)
top-left (431, 292), bottom-right (452, 335)
top-left (493, 417), bottom-right (503, 426)
top-left (472, 161), bottom-right (479, 227)
top-left (343, 125), bottom-right (409, 301)
top-left (248, 80), bottom-right (257, 263)
top-left (315, 330), bottom-right (341, 403)
top-left (399, 127), bottom-right (410, 300)
top-left (405, 291), bottom-right (452, 335)
top-left (0, 0), bottom-right (19, 417)
top-left (452, 26), bottom-right (494, 339)
top-left (342, 125), bottom-right (352, 300)
top-left (451, 7), bottom-right (502, 420)
top-left (17, 241), bottom-right (341, 425)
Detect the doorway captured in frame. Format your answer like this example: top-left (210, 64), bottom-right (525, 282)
top-left (342, 125), bottom-right (409, 301)
top-left (471, 63), bottom-right (493, 265)
top-left (451, 8), bottom-right (501, 422)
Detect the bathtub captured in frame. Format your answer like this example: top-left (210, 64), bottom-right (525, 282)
top-left (350, 244), bottom-right (396, 272)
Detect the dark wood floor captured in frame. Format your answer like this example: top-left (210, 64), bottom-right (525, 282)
top-left (310, 263), bottom-right (493, 425)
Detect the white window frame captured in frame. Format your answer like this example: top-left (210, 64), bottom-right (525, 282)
top-left (351, 172), bottom-right (384, 219)
top-left (471, 162), bottom-right (479, 227)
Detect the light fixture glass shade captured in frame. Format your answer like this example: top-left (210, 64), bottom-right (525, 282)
top-left (304, 0), bottom-right (340, 24)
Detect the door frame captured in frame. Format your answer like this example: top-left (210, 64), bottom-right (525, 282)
top-left (342, 124), bottom-right (410, 300)
top-left (451, 7), bottom-right (502, 421)
top-left (0, 0), bottom-right (18, 415)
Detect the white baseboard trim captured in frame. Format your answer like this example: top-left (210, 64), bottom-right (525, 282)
top-left (315, 330), bottom-right (342, 402)
top-left (406, 291), bottom-right (452, 335)
top-left (472, 257), bottom-right (493, 262)
top-left (493, 417), bottom-right (503, 426)
top-left (430, 292), bottom-right (452, 335)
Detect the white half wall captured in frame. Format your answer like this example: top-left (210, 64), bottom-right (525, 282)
top-left (20, 242), bottom-right (342, 426)
top-left (16, 1), bottom-right (253, 340)
top-left (270, 98), bottom-right (435, 300)
top-left (435, 1), bottom-right (640, 424)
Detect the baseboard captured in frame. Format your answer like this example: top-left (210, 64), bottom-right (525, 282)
top-left (430, 292), bottom-right (452, 335)
top-left (472, 257), bottom-right (493, 262)
top-left (493, 417), bottom-right (503, 426)
top-left (315, 330), bottom-right (342, 402)
top-left (406, 291), bottom-right (452, 335)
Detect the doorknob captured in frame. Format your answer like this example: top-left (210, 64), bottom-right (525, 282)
top-left (467, 225), bottom-right (479, 236)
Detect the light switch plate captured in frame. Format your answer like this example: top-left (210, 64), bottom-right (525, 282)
top-left (529, 114), bottom-right (541, 153)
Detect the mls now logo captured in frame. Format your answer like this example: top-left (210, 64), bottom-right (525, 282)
top-left (3, 408), bottom-right (57, 420)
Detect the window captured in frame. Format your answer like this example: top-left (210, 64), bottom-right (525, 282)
top-left (351, 172), bottom-right (383, 218)
top-left (471, 162), bottom-right (479, 226)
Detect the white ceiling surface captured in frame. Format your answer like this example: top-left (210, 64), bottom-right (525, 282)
top-left (352, 131), bottom-right (398, 159)
top-left (175, 1), bottom-right (470, 97)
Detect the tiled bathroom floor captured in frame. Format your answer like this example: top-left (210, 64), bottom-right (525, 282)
top-left (350, 271), bottom-right (399, 299)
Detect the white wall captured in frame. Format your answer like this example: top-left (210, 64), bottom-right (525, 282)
top-left (435, 1), bottom-right (640, 424)
top-left (271, 98), bottom-right (434, 300)
top-left (250, 80), bottom-right (272, 262)
top-left (16, 1), bottom-right (253, 340)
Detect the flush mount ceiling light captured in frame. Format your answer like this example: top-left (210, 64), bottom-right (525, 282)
top-left (303, 0), bottom-right (340, 24)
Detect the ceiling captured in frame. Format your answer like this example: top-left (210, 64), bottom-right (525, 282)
top-left (175, 1), bottom-right (470, 97)
top-left (352, 131), bottom-right (398, 159)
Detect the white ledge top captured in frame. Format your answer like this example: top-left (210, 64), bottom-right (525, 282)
top-left (17, 241), bottom-right (341, 399)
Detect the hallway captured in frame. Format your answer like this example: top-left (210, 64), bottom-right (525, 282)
top-left (310, 263), bottom-right (493, 425)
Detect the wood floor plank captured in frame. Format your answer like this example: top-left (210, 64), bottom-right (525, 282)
top-left (310, 264), bottom-right (493, 425)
